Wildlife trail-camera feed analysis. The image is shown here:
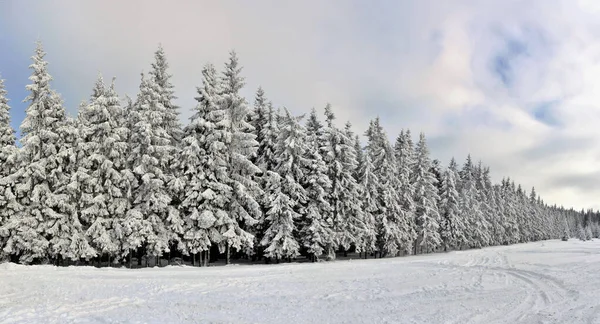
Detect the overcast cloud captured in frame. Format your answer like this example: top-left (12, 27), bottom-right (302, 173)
top-left (2, 0), bottom-right (600, 209)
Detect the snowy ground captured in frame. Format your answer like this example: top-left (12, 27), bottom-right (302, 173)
top-left (1, 239), bottom-right (599, 324)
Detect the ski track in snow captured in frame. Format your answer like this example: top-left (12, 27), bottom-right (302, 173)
top-left (2, 239), bottom-right (600, 323)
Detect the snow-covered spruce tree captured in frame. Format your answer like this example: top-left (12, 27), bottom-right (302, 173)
top-left (299, 120), bottom-right (335, 261)
top-left (149, 45), bottom-right (182, 143)
top-left (479, 166), bottom-right (503, 246)
top-left (306, 108), bottom-right (324, 140)
top-left (515, 184), bottom-right (531, 242)
top-left (412, 133), bottom-right (442, 254)
top-left (430, 159), bottom-right (443, 194)
top-left (438, 158), bottom-right (464, 251)
top-left (459, 155), bottom-right (490, 248)
top-left (0, 77), bottom-right (15, 177)
top-left (561, 217), bottom-right (570, 241)
top-left (177, 63), bottom-right (227, 266)
top-left (261, 109), bottom-right (307, 261)
top-left (219, 51), bottom-right (261, 262)
top-left (255, 101), bottom-right (278, 172)
top-left (590, 221), bottom-right (600, 239)
top-left (577, 223), bottom-right (587, 241)
top-left (2, 43), bottom-right (80, 263)
top-left (356, 136), bottom-right (379, 258)
top-left (489, 183), bottom-right (506, 246)
top-left (0, 76), bottom-right (19, 259)
top-left (127, 72), bottom-right (174, 263)
top-left (251, 99), bottom-right (279, 259)
top-left (473, 161), bottom-right (493, 248)
top-left (366, 118), bottom-right (413, 257)
top-left (503, 179), bottom-right (521, 244)
top-left (248, 87), bottom-right (268, 161)
top-left (340, 122), bottom-right (369, 253)
top-left (76, 76), bottom-right (131, 264)
top-left (305, 107), bottom-right (339, 257)
top-left (49, 109), bottom-right (97, 264)
top-left (322, 106), bottom-right (366, 256)
top-left (528, 187), bottom-right (543, 241)
top-left (119, 94), bottom-right (146, 264)
top-left (149, 46), bottom-right (185, 260)
top-left (245, 88), bottom-right (273, 258)
top-left (585, 225), bottom-right (593, 241)
top-left (394, 129), bottom-right (417, 253)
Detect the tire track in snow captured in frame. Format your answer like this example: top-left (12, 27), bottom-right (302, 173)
top-left (430, 250), bottom-right (579, 324)
top-left (0, 297), bottom-right (146, 324)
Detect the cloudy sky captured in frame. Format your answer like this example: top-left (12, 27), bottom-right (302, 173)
top-left (2, 0), bottom-right (600, 210)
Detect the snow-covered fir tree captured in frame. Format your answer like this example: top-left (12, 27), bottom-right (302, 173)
top-left (459, 155), bottom-right (491, 248)
top-left (46, 107), bottom-right (94, 263)
top-left (149, 46), bottom-right (185, 258)
top-left (474, 161), bottom-right (494, 247)
top-left (177, 63), bottom-right (227, 265)
top-left (2, 43), bottom-right (75, 263)
top-left (127, 72), bottom-right (174, 261)
top-left (356, 137), bottom-right (379, 257)
top-left (412, 133), bottom-right (442, 254)
top-left (438, 158), bottom-right (465, 251)
top-left (251, 99), bottom-right (279, 258)
top-left (394, 129), bottom-right (417, 253)
top-left (322, 106), bottom-right (366, 255)
top-left (149, 45), bottom-right (182, 143)
top-left (0, 76), bottom-right (15, 178)
top-left (0, 76), bottom-right (18, 259)
top-left (501, 178), bottom-right (521, 244)
top-left (261, 109), bottom-right (307, 260)
top-left (248, 87), bottom-right (268, 161)
top-left (299, 113), bottom-right (335, 261)
top-left (366, 118), bottom-right (414, 256)
top-left (76, 76), bottom-right (131, 262)
top-left (219, 51), bottom-right (261, 262)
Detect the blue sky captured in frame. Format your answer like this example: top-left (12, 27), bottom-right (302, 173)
top-left (2, 0), bottom-right (600, 210)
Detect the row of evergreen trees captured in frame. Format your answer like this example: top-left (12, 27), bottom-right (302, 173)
top-left (0, 43), bottom-right (596, 267)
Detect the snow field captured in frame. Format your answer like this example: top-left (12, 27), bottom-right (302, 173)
top-left (2, 239), bottom-right (600, 324)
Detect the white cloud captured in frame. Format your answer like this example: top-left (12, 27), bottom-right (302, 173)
top-left (5, 0), bottom-right (600, 209)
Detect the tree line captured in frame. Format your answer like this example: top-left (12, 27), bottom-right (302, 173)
top-left (0, 42), bottom-right (596, 267)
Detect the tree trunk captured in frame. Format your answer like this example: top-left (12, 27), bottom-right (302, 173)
top-left (225, 244), bottom-right (230, 265)
top-left (206, 249), bottom-right (210, 267)
top-left (129, 251), bottom-right (132, 269)
top-left (168, 251), bottom-right (171, 265)
top-left (108, 255), bottom-right (111, 268)
top-left (156, 256), bottom-right (159, 267)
